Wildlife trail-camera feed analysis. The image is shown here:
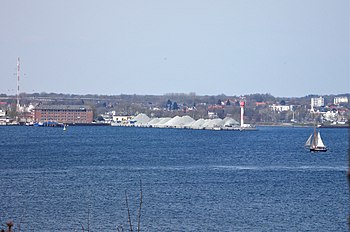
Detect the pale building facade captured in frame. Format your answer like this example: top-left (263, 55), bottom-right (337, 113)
top-left (311, 97), bottom-right (324, 111)
top-left (334, 96), bottom-right (348, 105)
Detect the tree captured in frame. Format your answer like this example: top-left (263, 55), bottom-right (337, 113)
top-left (172, 102), bottom-right (179, 110)
top-left (166, 99), bottom-right (172, 110)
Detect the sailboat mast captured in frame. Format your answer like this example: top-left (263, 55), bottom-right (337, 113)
top-left (313, 126), bottom-right (317, 147)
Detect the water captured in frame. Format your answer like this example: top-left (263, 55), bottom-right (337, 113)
top-left (0, 126), bottom-right (348, 231)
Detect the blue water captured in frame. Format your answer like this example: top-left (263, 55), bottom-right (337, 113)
top-left (0, 126), bottom-right (348, 231)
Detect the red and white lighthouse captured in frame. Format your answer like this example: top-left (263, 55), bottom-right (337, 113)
top-left (240, 100), bottom-right (245, 128)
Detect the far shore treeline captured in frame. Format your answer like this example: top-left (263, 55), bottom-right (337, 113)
top-left (0, 92), bottom-right (349, 125)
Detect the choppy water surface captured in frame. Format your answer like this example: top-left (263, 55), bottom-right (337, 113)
top-left (0, 126), bottom-right (348, 231)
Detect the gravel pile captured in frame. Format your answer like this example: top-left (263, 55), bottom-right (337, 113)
top-left (129, 114), bottom-right (241, 130)
top-left (152, 117), bottom-right (172, 128)
top-left (164, 116), bottom-right (195, 128)
top-left (201, 118), bottom-right (224, 129)
top-left (190, 118), bottom-right (207, 129)
top-left (133, 113), bottom-right (151, 126)
top-left (147, 118), bottom-right (161, 126)
top-left (223, 117), bottom-right (239, 127)
top-left (182, 116), bottom-right (196, 128)
top-left (163, 116), bottom-right (181, 127)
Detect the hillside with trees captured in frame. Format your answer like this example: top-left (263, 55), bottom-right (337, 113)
top-left (0, 92), bottom-right (349, 125)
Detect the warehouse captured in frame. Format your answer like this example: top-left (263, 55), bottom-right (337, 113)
top-left (33, 105), bottom-right (93, 124)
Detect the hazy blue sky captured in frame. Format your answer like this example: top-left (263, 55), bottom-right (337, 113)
top-left (1, 0), bottom-right (349, 97)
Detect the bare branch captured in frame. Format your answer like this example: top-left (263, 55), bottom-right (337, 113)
top-left (6, 220), bottom-right (13, 232)
top-left (116, 225), bottom-right (124, 232)
top-left (125, 190), bottom-right (133, 232)
top-left (137, 179), bottom-right (143, 232)
top-left (87, 207), bottom-right (91, 232)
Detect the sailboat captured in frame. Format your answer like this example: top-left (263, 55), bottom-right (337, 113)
top-left (305, 127), bottom-right (327, 152)
top-left (63, 124), bottom-right (67, 131)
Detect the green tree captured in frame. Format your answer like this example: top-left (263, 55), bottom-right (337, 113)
top-left (166, 99), bottom-right (172, 110)
top-left (172, 102), bottom-right (179, 110)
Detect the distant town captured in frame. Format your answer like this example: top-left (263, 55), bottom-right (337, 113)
top-left (0, 92), bottom-right (349, 128)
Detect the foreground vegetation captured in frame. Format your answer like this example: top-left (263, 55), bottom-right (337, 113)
top-left (1, 181), bottom-right (143, 232)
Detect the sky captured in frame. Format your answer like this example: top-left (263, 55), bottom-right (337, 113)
top-left (0, 0), bottom-right (349, 97)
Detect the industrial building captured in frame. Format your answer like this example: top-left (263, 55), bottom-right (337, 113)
top-left (33, 105), bottom-right (93, 124)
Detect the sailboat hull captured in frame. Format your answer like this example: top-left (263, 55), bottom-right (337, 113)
top-left (310, 147), bottom-right (327, 152)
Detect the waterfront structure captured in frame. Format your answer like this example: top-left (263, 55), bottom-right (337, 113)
top-left (112, 115), bottom-right (134, 124)
top-left (240, 100), bottom-right (245, 127)
top-left (111, 113), bottom-right (244, 130)
top-left (33, 105), bottom-right (93, 124)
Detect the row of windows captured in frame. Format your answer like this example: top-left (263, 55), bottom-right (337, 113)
top-left (40, 116), bottom-right (88, 119)
top-left (40, 113), bottom-right (88, 116)
top-left (40, 117), bottom-right (89, 121)
top-left (39, 109), bottom-right (91, 112)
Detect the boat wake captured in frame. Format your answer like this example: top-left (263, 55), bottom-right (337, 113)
top-left (212, 165), bottom-right (347, 172)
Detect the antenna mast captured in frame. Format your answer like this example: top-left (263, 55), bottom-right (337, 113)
top-left (16, 57), bottom-right (20, 112)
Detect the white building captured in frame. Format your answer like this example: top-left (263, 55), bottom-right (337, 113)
top-left (270, 104), bottom-right (290, 112)
top-left (208, 111), bottom-right (218, 119)
top-left (311, 96), bottom-right (324, 111)
top-left (334, 96), bottom-right (348, 105)
top-left (323, 110), bottom-right (338, 122)
top-left (0, 109), bottom-right (5, 117)
top-left (112, 115), bottom-right (134, 124)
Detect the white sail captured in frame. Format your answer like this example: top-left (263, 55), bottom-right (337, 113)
top-left (305, 134), bottom-right (313, 147)
top-left (316, 132), bottom-right (326, 148)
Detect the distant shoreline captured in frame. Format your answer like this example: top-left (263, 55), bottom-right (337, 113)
top-left (1, 122), bottom-right (349, 129)
top-left (256, 123), bottom-right (349, 128)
